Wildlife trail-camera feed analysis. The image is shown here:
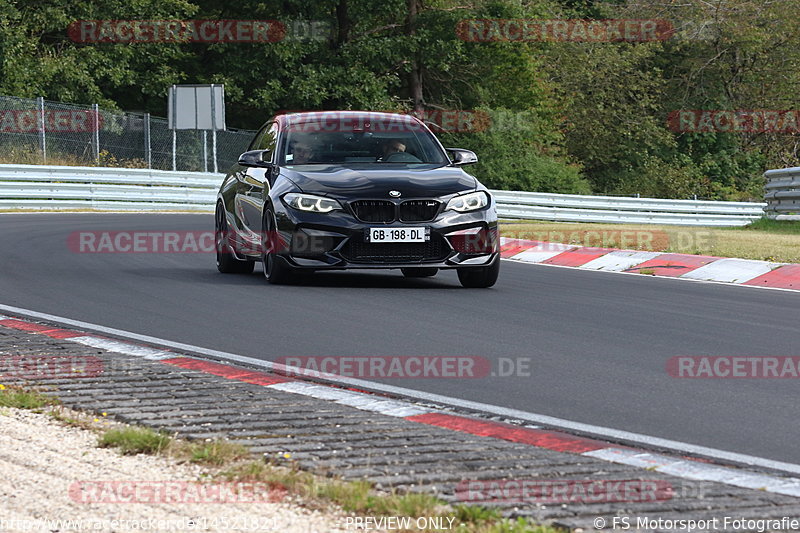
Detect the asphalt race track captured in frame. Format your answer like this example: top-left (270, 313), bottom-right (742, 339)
top-left (2, 213), bottom-right (799, 464)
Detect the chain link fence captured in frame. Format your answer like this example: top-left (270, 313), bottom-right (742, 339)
top-left (0, 95), bottom-right (255, 172)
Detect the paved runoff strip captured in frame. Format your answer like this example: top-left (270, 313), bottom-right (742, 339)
top-left (501, 237), bottom-right (800, 290)
top-left (3, 311), bottom-right (800, 529)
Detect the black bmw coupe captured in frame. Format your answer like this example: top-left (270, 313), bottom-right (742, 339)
top-left (215, 111), bottom-right (499, 287)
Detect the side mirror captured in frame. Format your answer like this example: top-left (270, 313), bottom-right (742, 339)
top-left (447, 148), bottom-right (478, 166)
top-left (238, 150), bottom-right (273, 168)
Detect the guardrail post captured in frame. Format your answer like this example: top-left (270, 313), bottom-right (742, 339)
top-left (92, 104), bottom-right (100, 164)
top-left (37, 97), bottom-right (46, 164)
top-left (144, 113), bottom-right (152, 169)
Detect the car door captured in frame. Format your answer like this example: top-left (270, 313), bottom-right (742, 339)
top-left (234, 122), bottom-right (278, 250)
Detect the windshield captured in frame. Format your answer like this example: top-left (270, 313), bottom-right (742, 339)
top-left (280, 118), bottom-right (449, 166)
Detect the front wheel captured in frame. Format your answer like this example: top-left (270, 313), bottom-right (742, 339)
top-left (262, 210), bottom-right (297, 285)
top-left (215, 203), bottom-right (255, 274)
top-left (457, 258), bottom-right (500, 288)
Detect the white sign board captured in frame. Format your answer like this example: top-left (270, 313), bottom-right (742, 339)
top-left (168, 84), bottom-right (225, 130)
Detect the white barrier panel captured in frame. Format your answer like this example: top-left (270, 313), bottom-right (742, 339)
top-left (0, 163), bottom-right (768, 225)
top-left (0, 164), bottom-right (219, 213)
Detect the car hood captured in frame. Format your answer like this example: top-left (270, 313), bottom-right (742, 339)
top-left (280, 165), bottom-right (477, 199)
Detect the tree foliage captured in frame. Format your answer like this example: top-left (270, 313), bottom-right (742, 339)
top-left (1, 0), bottom-right (798, 198)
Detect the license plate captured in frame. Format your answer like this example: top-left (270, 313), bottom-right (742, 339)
top-left (368, 227), bottom-right (426, 243)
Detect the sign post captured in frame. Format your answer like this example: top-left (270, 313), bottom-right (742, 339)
top-left (167, 84), bottom-right (226, 172)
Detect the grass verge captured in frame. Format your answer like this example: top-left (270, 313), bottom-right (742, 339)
top-left (3, 384), bottom-right (561, 532)
top-left (501, 218), bottom-right (800, 263)
top-left (218, 460), bottom-right (560, 533)
top-left (96, 424), bottom-right (561, 532)
top-left (97, 425), bottom-right (249, 465)
top-left (0, 384), bottom-right (59, 409)
top-left (98, 426), bottom-right (173, 455)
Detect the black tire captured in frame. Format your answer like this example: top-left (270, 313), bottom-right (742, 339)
top-left (215, 203), bottom-right (255, 274)
top-left (262, 210), bottom-right (297, 285)
top-left (457, 257), bottom-right (500, 288)
top-left (401, 267), bottom-right (438, 278)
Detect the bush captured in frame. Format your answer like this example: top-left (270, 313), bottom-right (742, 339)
top-left (438, 108), bottom-right (591, 194)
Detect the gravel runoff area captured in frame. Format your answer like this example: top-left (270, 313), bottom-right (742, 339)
top-left (0, 407), bottom-right (355, 533)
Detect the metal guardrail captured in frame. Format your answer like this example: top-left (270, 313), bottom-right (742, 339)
top-left (764, 166), bottom-right (800, 221)
top-left (492, 191), bottom-right (764, 226)
top-left (0, 164), bottom-right (217, 212)
top-left (0, 163), bottom-right (767, 226)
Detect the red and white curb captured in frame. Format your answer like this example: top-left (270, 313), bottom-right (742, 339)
top-left (501, 237), bottom-right (800, 289)
top-left (2, 312), bottom-right (800, 498)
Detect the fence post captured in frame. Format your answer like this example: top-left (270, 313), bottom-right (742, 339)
top-left (212, 130), bottom-right (218, 173)
top-left (144, 113), bottom-right (152, 169)
top-left (210, 88), bottom-right (218, 173)
top-left (93, 103), bottom-right (100, 164)
top-left (203, 130), bottom-right (208, 173)
top-left (37, 97), bottom-right (46, 164)
top-left (172, 130), bottom-right (177, 171)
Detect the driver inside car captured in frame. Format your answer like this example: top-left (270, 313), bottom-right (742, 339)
top-left (378, 140), bottom-right (407, 161)
top-left (290, 141), bottom-right (314, 164)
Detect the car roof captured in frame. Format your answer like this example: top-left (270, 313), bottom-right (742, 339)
top-left (274, 111), bottom-right (425, 130)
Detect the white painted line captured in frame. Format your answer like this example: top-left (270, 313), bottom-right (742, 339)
top-left (583, 448), bottom-right (682, 470)
top-left (0, 315), bottom-right (11, 320)
top-left (585, 448), bottom-right (800, 497)
top-left (2, 302), bottom-right (800, 477)
top-left (774, 481), bottom-right (800, 497)
top-left (270, 382), bottom-right (354, 401)
top-left (660, 462), bottom-right (796, 493)
top-left (509, 243), bottom-right (575, 263)
top-left (579, 250), bottom-right (662, 272)
top-left (680, 258), bottom-right (782, 284)
top-left (70, 336), bottom-right (175, 360)
top-left (269, 381), bottom-right (429, 417)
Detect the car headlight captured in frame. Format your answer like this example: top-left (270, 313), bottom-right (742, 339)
top-left (445, 191), bottom-right (489, 213)
top-left (283, 193), bottom-right (342, 213)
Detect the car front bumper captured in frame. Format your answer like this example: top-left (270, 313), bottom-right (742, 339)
top-left (273, 204), bottom-right (499, 270)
